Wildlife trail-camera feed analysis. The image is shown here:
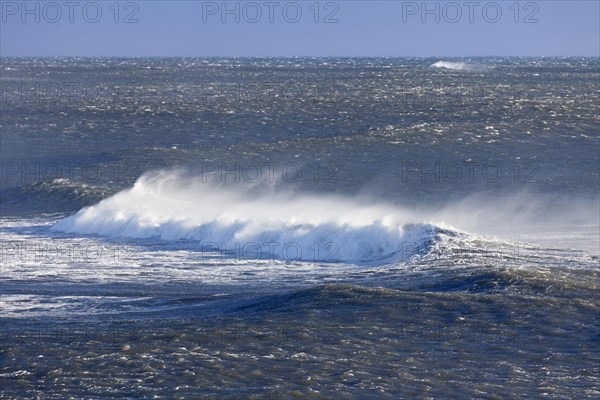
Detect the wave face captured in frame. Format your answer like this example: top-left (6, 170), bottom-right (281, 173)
top-left (53, 170), bottom-right (449, 263)
top-left (430, 61), bottom-right (491, 71)
top-left (0, 179), bottom-right (114, 215)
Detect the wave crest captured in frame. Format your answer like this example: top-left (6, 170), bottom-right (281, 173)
top-left (430, 61), bottom-right (492, 71)
top-left (53, 170), bottom-right (453, 263)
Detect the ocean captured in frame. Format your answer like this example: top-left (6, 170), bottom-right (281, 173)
top-left (1, 57), bottom-right (599, 398)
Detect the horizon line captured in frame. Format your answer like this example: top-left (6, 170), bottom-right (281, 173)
top-left (2, 55), bottom-right (599, 59)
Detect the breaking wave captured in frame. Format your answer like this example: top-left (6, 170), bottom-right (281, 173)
top-left (53, 170), bottom-right (456, 264)
top-left (430, 61), bottom-right (492, 71)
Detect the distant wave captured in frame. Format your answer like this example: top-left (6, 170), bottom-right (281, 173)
top-left (53, 170), bottom-right (455, 264)
top-left (430, 61), bottom-right (492, 72)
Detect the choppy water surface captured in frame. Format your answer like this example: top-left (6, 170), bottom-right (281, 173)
top-left (1, 57), bottom-right (599, 398)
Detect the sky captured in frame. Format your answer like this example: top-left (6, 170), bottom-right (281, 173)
top-left (1, 0), bottom-right (599, 57)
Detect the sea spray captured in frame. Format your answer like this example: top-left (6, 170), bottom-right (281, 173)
top-left (53, 169), bottom-right (447, 263)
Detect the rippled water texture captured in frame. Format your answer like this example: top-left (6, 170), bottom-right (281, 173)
top-left (1, 57), bottom-right (599, 398)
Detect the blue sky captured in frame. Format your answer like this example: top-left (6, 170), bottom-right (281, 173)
top-left (1, 1), bottom-right (599, 56)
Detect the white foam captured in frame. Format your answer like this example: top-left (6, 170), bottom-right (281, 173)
top-left (53, 170), bottom-right (446, 263)
top-left (430, 61), bottom-right (491, 71)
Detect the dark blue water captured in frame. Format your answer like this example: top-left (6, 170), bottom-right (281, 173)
top-left (1, 57), bottom-right (599, 398)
